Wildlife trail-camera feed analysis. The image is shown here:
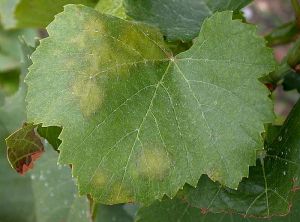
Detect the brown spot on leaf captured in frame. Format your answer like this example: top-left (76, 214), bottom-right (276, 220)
top-left (200, 208), bottom-right (209, 215)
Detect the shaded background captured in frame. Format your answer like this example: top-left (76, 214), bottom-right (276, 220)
top-left (246, 0), bottom-right (300, 117)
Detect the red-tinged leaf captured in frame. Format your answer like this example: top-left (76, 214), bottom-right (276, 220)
top-left (6, 123), bottom-right (44, 175)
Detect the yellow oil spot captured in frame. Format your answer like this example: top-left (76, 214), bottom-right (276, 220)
top-left (70, 35), bottom-right (86, 48)
top-left (65, 59), bottom-right (76, 69)
top-left (118, 25), bottom-right (167, 60)
top-left (134, 146), bottom-right (171, 180)
top-left (83, 19), bottom-right (105, 37)
top-left (72, 76), bottom-right (105, 117)
top-left (208, 168), bottom-right (222, 183)
top-left (107, 183), bottom-right (134, 204)
top-left (91, 169), bottom-right (107, 187)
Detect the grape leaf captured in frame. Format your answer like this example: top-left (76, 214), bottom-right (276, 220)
top-left (95, 0), bottom-right (126, 18)
top-left (6, 123), bottom-right (44, 174)
top-left (136, 193), bottom-right (300, 222)
top-left (136, 197), bottom-right (202, 222)
top-left (26, 5), bottom-right (274, 205)
top-left (124, 0), bottom-right (253, 41)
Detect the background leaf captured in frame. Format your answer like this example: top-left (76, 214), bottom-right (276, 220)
top-left (37, 126), bottom-right (62, 151)
top-left (136, 193), bottom-right (300, 222)
top-left (124, 0), bottom-right (253, 41)
top-left (0, 0), bottom-right (19, 29)
top-left (0, 0), bottom-right (97, 29)
top-left (95, 204), bottom-right (136, 222)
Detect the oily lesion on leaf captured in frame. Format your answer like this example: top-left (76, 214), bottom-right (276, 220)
top-left (72, 75), bottom-right (106, 118)
top-left (132, 145), bottom-right (172, 180)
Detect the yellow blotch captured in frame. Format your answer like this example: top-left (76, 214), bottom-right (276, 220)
top-left (107, 183), bottom-right (134, 204)
top-left (83, 19), bottom-right (105, 37)
top-left (70, 35), bottom-right (86, 48)
top-left (208, 168), bottom-right (222, 183)
top-left (91, 169), bottom-right (107, 187)
top-left (72, 76), bottom-right (105, 118)
top-left (118, 25), bottom-right (167, 60)
top-left (135, 146), bottom-right (171, 180)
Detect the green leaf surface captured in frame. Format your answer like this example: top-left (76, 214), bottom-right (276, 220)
top-left (124, 0), bottom-right (253, 41)
top-left (6, 123), bottom-right (44, 174)
top-left (26, 5), bottom-right (274, 205)
top-left (15, 0), bottom-right (97, 28)
top-left (95, 0), bottom-right (126, 18)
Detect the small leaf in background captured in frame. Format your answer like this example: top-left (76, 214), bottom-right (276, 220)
top-left (6, 123), bottom-right (44, 174)
top-left (37, 126), bottom-right (62, 151)
top-left (124, 0), bottom-right (253, 41)
top-left (26, 5), bottom-right (274, 205)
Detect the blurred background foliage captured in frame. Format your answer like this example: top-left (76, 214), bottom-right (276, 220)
top-left (1, 0), bottom-right (300, 221)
